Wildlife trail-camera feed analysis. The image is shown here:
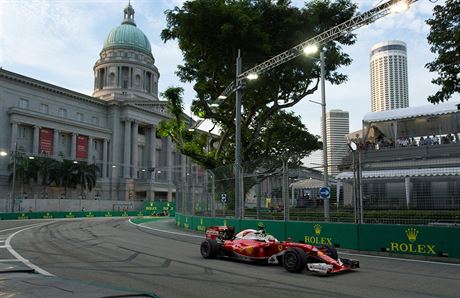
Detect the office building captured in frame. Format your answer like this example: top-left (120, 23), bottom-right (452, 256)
top-left (370, 40), bottom-right (409, 112)
top-left (321, 109), bottom-right (350, 177)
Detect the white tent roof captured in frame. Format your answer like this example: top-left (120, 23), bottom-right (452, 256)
top-left (336, 167), bottom-right (460, 180)
top-left (363, 101), bottom-right (460, 123)
top-left (290, 178), bottom-right (324, 189)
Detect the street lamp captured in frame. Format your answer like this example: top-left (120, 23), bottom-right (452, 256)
top-left (307, 48), bottom-right (330, 221)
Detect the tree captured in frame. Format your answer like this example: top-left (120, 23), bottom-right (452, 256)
top-left (8, 153), bottom-right (38, 196)
top-left (425, 0), bottom-right (460, 103)
top-left (57, 160), bottom-right (78, 198)
top-left (74, 162), bottom-right (99, 199)
top-left (160, 0), bottom-right (356, 170)
top-left (35, 157), bottom-right (60, 197)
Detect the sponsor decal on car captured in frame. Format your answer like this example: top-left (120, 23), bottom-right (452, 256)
top-left (389, 228), bottom-right (436, 255)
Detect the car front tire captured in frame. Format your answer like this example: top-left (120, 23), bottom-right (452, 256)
top-left (282, 248), bottom-right (307, 273)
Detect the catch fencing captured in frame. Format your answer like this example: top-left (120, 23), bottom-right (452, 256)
top-left (176, 149), bottom-right (460, 225)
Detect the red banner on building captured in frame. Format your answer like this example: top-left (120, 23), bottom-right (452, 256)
top-left (39, 128), bottom-right (53, 155)
top-left (76, 135), bottom-right (88, 159)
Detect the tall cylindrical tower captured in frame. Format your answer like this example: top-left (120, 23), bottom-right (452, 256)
top-left (370, 40), bottom-right (408, 112)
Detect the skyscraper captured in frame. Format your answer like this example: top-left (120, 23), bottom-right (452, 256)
top-left (370, 40), bottom-right (409, 112)
top-left (321, 109), bottom-right (350, 177)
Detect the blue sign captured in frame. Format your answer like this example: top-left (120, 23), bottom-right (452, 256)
top-left (319, 187), bottom-right (331, 199)
top-left (221, 193), bottom-right (227, 204)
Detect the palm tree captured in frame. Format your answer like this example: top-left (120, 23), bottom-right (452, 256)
top-left (57, 160), bottom-right (78, 199)
top-left (74, 162), bottom-right (99, 199)
top-left (36, 157), bottom-right (60, 196)
top-left (8, 153), bottom-right (37, 196)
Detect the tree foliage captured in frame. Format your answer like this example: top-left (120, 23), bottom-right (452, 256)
top-left (425, 0), bottom-right (460, 103)
top-left (9, 155), bottom-right (98, 198)
top-left (160, 0), bottom-right (357, 169)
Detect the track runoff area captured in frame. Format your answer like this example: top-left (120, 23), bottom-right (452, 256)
top-left (0, 217), bottom-right (458, 298)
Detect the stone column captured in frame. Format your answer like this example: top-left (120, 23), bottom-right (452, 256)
top-left (132, 122), bottom-right (139, 178)
top-left (71, 133), bottom-right (77, 160)
top-left (33, 125), bottom-right (40, 155)
top-left (10, 122), bottom-right (18, 151)
top-left (149, 125), bottom-right (156, 176)
top-left (123, 120), bottom-right (132, 178)
top-left (102, 139), bottom-right (108, 178)
top-left (166, 137), bottom-right (173, 202)
top-left (148, 125), bottom-right (156, 201)
top-left (53, 129), bottom-right (59, 157)
top-left (88, 136), bottom-right (93, 163)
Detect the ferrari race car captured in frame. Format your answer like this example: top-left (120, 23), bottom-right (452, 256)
top-left (200, 226), bottom-right (359, 275)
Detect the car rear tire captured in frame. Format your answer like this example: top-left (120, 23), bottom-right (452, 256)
top-left (200, 239), bottom-right (219, 259)
top-left (282, 248), bottom-right (307, 273)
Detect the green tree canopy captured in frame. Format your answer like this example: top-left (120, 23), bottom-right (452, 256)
top-left (425, 0), bottom-right (460, 103)
top-left (160, 0), bottom-right (357, 168)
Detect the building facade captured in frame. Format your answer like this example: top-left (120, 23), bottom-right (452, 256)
top-left (321, 109), bottom-right (350, 177)
top-left (370, 40), bottom-right (409, 112)
top-left (0, 4), bottom-right (189, 207)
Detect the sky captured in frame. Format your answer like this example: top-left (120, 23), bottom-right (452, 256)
top-left (1, 0), bottom-right (457, 165)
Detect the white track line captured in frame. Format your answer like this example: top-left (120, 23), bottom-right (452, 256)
top-left (128, 219), bottom-right (203, 238)
top-left (0, 259), bottom-right (22, 262)
top-left (0, 223), bottom-right (49, 233)
top-left (128, 219), bottom-right (459, 267)
top-left (340, 252), bottom-right (460, 267)
top-left (5, 222), bottom-right (55, 276)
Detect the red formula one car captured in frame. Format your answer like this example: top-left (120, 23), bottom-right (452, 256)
top-left (200, 226), bottom-right (359, 275)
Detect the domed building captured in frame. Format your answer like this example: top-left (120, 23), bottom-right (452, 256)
top-left (0, 4), bottom-right (189, 211)
top-left (93, 3), bottom-right (160, 101)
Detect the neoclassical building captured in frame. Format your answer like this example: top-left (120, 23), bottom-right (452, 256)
top-left (0, 4), bottom-right (188, 203)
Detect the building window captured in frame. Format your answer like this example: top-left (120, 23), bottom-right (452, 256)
top-left (92, 116), bottom-right (99, 125)
top-left (59, 108), bottom-right (67, 118)
top-left (40, 103), bottom-right (49, 114)
top-left (77, 112), bottom-right (84, 122)
top-left (19, 99), bottom-right (29, 109)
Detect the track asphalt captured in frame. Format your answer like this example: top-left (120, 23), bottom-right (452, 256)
top-left (1, 218), bottom-right (459, 298)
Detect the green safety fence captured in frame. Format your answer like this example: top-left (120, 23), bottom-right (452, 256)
top-left (175, 213), bottom-right (460, 259)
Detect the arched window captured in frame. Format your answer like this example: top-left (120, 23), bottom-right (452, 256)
top-left (135, 74), bottom-right (141, 87)
top-left (98, 68), bottom-right (105, 89)
top-left (146, 72), bottom-right (151, 92)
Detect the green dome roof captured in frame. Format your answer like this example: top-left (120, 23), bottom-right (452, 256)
top-left (103, 24), bottom-right (152, 55)
top-left (102, 4), bottom-right (151, 55)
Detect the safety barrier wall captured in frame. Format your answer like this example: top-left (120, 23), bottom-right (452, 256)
top-left (0, 210), bottom-right (171, 220)
top-left (0, 202), bottom-right (176, 220)
top-left (175, 213), bottom-right (460, 259)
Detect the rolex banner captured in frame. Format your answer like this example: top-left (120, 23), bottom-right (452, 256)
top-left (76, 135), bottom-right (88, 159)
top-left (39, 128), bottom-right (53, 155)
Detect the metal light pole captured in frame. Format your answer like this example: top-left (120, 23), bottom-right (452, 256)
top-left (235, 49), bottom-right (242, 219)
top-left (320, 50), bottom-right (330, 221)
